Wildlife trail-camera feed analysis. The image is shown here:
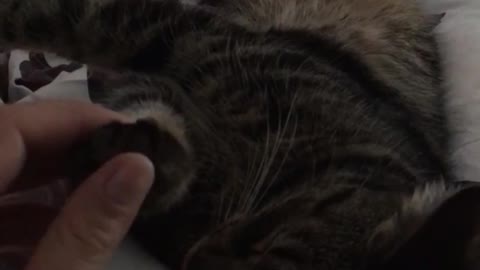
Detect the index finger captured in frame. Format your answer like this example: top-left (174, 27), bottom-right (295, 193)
top-left (0, 100), bottom-right (130, 153)
top-left (0, 100), bottom-right (130, 191)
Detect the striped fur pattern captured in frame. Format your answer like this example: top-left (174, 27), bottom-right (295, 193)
top-left (1, 0), bottom-right (480, 269)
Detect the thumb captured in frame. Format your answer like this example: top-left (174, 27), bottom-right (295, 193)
top-left (25, 153), bottom-right (154, 270)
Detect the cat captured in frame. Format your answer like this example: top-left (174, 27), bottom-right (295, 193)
top-left (0, 0), bottom-right (478, 269)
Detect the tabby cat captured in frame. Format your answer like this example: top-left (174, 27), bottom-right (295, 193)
top-left (1, 0), bottom-right (478, 269)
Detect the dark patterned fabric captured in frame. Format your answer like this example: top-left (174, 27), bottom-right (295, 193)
top-left (15, 52), bottom-right (83, 91)
top-left (0, 50), bottom-right (88, 104)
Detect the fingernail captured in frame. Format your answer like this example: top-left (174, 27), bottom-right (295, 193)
top-left (104, 154), bottom-right (154, 205)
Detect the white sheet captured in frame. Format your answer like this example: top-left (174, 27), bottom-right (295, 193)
top-left (420, 0), bottom-right (480, 182)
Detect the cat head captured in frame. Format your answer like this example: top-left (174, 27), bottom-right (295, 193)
top-left (180, 181), bottom-right (480, 270)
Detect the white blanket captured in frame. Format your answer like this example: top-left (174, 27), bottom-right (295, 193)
top-left (420, 0), bottom-right (480, 182)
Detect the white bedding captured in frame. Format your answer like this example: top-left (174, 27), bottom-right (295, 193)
top-left (420, 0), bottom-right (480, 182)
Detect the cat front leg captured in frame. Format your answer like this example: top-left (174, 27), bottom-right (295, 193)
top-left (67, 116), bottom-right (195, 216)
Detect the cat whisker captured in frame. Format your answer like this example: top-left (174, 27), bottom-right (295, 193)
top-left (253, 100), bottom-right (298, 211)
top-left (221, 147), bottom-right (262, 222)
top-left (248, 92), bottom-right (299, 212)
top-left (242, 96), bottom-right (275, 214)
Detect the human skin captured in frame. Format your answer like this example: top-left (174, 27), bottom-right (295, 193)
top-left (0, 100), bottom-right (154, 270)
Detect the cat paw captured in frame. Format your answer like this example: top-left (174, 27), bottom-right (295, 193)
top-left (67, 119), bottom-right (194, 212)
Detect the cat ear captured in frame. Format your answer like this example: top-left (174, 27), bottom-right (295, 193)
top-left (425, 12), bottom-right (446, 31)
top-left (379, 186), bottom-right (480, 270)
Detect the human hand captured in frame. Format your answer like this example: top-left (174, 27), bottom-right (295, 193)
top-left (0, 100), bottom-right (154, 270)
